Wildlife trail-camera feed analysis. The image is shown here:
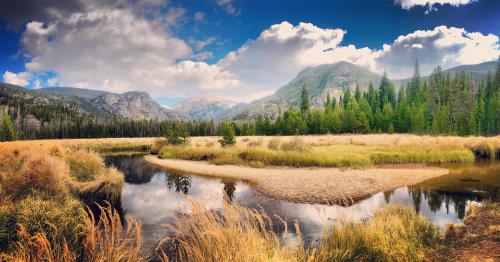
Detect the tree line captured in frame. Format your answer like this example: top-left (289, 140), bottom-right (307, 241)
top-left (250, 59), bottom-right (500, 136)
top-left (0, 58), bottom-right (499, 142)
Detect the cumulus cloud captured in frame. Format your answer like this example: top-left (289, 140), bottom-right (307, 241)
top-left (373, 26), bottom-right (499, 78)
top-left (213, 22), bottom-right (498, 98)
top-left (18, 6), bottom-right (237, 97)
top-left (216, 22), bottom-right (371, 98)
top-left (4, 1), bottom-right (498, 103)
top-left (395, 0), bottom-right (477, 13)
top-left (3, 71), bottom-right (31, 86)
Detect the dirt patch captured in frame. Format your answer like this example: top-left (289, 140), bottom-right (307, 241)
top-left (430, 203), bottom-right (500, 262)
top-left (144, 155), bottom-right (449, 205)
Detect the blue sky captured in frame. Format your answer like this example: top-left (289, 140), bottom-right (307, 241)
top-left (0, 0), bottom-right (499, 104)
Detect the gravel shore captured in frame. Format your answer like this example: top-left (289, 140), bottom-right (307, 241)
top-left (145, 155), bottom-right (448, 205)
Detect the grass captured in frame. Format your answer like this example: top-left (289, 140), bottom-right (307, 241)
top-left (160, 201), bottom-right (441, 262)
top-left (0, 141), bottom-right (135, 259)
top-left (158, 201), bottom-right (300, 262)
top-left (309, 205), bottom-right (440, 261)
top-left (158, 134), bottom-right (497, 168)
top-left (1, 205), bottom-right (144, 262)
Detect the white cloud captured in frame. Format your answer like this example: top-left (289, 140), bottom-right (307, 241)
top-left (216, 22), bottom-right (369, 99)
top-left (190, 37), bottom-right (216, 51)
top-left (13, 3), bottom-right (499, 103)
top-left (395, 0), bottom-right (477, 13)
top-left (194, 12), bottom-right (205, 22)
top-left (216, 0), bottom-right (237, 14)
top-left (19, 6), bottom-right (237, 97)
top-left (373, 26), bottom-right (499, 78)
top-left (3, 71), bottom-right (31, 86)
top-left (47, 77), bottom-right (59, 86)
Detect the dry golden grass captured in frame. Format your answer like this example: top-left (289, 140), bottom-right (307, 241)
top-left (0, 139), bottom-right (137, 260)
top-left (160, 201), bottom-right (440, 262)
top-left (1, 205), bottom-right (144, 262)
top-left (158, 134), bottom-right (499, 168)
top-left (158, 201), bottom-right (299, 262)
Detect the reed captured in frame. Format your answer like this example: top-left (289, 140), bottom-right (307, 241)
top-left (0, 205), bottom-right (144, 262)
top-left (158, 201), bottom-right (299, 262)
top-left (309, 205), bottom-right (440, 261)
top-left (160, 201), bottom-right (441, 262)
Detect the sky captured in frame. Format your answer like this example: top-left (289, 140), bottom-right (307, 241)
top-left (0, 0), bottom-right (499, 104)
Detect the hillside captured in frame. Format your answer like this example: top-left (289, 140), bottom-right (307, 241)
top-left (38, 87), bottom-right (111, 99)
top-left (0, 84), bottom-right (183, 121)
top-left (233, 61), bottom-right (382, 119)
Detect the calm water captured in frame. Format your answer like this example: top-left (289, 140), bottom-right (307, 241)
top-left (105, 155), bottom-right (500, 254)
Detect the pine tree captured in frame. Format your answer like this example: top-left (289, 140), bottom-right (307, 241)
top-left (325, 93), bottom-right (332, 109)
top-left (218, 119), bottom-right (236, 146)
top-left (0, 113), bottom-right (16, 141)
top-left (300, 86), bottom-right (310, 114)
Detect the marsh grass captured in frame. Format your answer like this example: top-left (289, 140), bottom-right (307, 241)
top-left (159, 135), bottom-right (482, 168)
top-left (160, 201), bottom-right (441, 262)
top-left (309, 205), bottom-right (440, 261)
top-left (1, 205), bottom-right (144, 262)
top-left (0, 142), bottom-right (132, 260)
top-left (158, 201), bottom-right (299, 262)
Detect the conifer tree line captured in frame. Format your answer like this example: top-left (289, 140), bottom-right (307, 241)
top-left (0, 58), bottom-right (499, 142)
top-left (252, 58), bottom-right (500, 136)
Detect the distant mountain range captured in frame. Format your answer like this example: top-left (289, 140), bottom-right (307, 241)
top-left (1, 60), bottom-right (497, 121)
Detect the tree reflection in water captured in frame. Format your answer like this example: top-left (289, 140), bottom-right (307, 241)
top-left (165, 173), bottom-right (192, 194)
top-left (222, 179), bottom-right (237, 202)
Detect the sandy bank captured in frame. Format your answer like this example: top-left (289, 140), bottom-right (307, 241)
top-left (144, 155), bottom-right (448, 205)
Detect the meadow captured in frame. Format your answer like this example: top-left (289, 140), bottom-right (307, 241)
top-left (157, 134), bottom-right (500, 168)
top-left (0, 135), bottom-right (498, 261)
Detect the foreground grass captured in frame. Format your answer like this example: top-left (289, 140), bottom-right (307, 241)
top-left (0, 143), bottom-right (138, 260)
top-left (160, 202), bottom-right (440, 262)
top-left (157, 134), bottom-right (500, 168)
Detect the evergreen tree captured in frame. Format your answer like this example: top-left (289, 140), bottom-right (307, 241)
top-left (325, 93), bottom-right (332, 109)
top-left (0, 113), bottom-right (16, 141)
top-left (218, 119), bottom-right (236, 146)
top-left (300, 86), bottom-right (310, 114)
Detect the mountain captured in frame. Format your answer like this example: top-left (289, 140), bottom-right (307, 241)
top-left (38, 87), bottom-right (110, 99)
top-left (1, 84), bottom-right (183, 120)
top-left (394, 60), bottom-right (498, 86)
top-left (173, 96), bottom-right (235, 120)
top-left (92, 91), bottom-right (184, 120)
top-left (233, 61), bottom-right (382, 119)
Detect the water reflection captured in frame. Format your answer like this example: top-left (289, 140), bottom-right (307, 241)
top-left (105, 155), bottom-right (500, 254)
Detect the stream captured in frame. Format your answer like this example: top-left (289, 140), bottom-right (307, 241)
top-left (104, 155), bottom-right (500, 256)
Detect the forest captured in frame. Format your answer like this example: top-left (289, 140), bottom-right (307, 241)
top-left (1, 59), bottom-right (499, 142)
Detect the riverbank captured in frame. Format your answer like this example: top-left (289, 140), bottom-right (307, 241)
top-left (145, 155), bottom-right (448, 204)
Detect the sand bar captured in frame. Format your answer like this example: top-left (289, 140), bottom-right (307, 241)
top-left (145, 155), bottom-right (448, 205)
